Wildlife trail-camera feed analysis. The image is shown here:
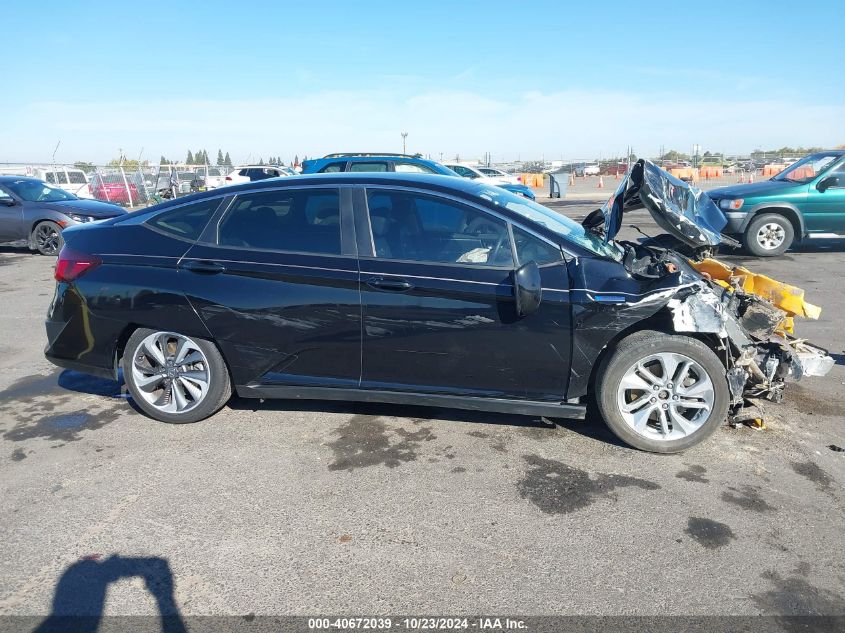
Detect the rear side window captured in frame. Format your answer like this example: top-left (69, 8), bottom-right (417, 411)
top-left (349, 162), bottom-right (388, 172)
top-left (319, 162), bottom-right (346, 173)
top-left (147, 198), bottom-right (223, 241)
top-left (67, 171), bottom-right (88, 184)
top-left (218, 188), bottom-right (341, 254)
top-left (394, 162), bottom-right (436, 174)
top-left (45, 172), bottom-right (69, 184)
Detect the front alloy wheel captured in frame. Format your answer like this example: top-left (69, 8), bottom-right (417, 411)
top-left (596, 331), bottom-right (729, 453)
top-left (616, 352), bottom-right (715, 441)
top-left (123, 328), bottom-right (231, 423)
top-left (33, 221), bottom-right (64, 256)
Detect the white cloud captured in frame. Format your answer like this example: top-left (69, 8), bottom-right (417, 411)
top-left (3, 89), bottom-right (843, 164)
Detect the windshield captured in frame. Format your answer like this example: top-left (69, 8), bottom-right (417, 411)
top-left (773, 152), bottom-right (842, 183)
top-left (477, 187), bottom-right (622, 260)
top-left (4, 179), bottom-right (77, 202)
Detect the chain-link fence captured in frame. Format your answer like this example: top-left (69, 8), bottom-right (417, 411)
top-left (0, 163), bottom-right (233, 208)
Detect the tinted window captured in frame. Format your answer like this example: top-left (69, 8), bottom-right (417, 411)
top-left (513, 226), bottom-right (562, 266)
top-left (218, 188), bottom-right (341, 254)
top-left (394, 162), bottom-right (435, 174)
top-left (147, 197), bottom-right (223, 241)
top-left (366, 190), bottom-right (512, 266)
top-left (450, 165), bottom-right (478, 179)
top-left (67, 171), bottom-right (87, 184)
top-left (319, 162), bottom-right (346, 173)
top-left (45, 172), bottom-right (69, 184)
top-left (349, 162), bottom-right (388, 172)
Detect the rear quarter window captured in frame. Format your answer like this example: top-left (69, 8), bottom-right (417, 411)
top-left (146, 198), bottom-right (224, 241)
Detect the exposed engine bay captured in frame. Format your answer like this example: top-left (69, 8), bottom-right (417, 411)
top-left (580, 159), bottom-right (833, 425)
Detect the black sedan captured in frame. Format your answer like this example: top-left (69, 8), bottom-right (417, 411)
top-left (43, 170), bottom-right (830, 452)
top-left (0, 176), bottom-right (126, 255)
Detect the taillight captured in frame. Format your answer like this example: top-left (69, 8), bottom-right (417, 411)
top-left (225, 176), bottom-right (232, 181)
top-left (55, 248), bottom-right (102, 282)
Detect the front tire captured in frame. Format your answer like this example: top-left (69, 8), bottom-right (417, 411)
top-left (32, 221), bottom-right (64, 256)
top-left (595, 331), bottom-right (729, 453)
top-left (123, 328), bottom-right (231, 424)
top-left (743, 213), bottom-right (794, 257)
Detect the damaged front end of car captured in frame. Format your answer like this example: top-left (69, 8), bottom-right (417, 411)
top-left (574, 159), bottom-right (832, 425)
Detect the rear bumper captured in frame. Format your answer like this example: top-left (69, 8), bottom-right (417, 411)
top-left (43, 284), bottom-right (121, 380)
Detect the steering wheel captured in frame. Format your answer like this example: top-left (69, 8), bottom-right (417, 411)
top-left (464, 217), bottom-right (508, 264)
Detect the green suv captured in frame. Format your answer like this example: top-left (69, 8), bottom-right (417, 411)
top-left (708, 150), bottom-right (845, 256)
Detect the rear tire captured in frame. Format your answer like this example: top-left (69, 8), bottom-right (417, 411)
top-left (32, 221), bottom-right (64, 256)
top-left (595, 330), bottom-right (729, 453)
top-left (743, 213), bottom-right (794, 257)
top-left (123, 328), bottom-right (231, 424)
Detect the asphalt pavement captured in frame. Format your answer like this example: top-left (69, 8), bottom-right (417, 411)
top-left (0, 200), bottom-right (843, 621)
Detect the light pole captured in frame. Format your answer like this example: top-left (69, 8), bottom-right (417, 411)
top-left (401, 131), bottom-right (408, 155)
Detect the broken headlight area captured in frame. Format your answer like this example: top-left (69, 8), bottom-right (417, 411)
top-left (669, 259), bottom-right (832, 424)
top-left (580, 159), bottom-right (832, 426)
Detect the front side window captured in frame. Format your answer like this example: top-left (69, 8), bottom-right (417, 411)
top-left (774, 153), bottom-right (841, 183)
top-left (366, 190), bottom-right (513, 266)
top-left (513, 226), bottom-right (563, 266)
top-left (349, 162), bottom-right (388, 173)
top-left (394, 162), bottom-right (435, 174)
top-left (67, 171), bottom-right (87, 184)
top-left (319, 162), bottom-right (346, 173)
top-left (147, 197), bottom-right (224, 241)
top-left (0, 187), bottom-right (12, 201)
top-left (218, 188), bottom-right (341, 254)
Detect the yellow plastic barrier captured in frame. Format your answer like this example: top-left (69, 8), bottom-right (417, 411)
top-left (762, 164), bottom-right (786, 177)
top-left (691, 258), bottom-right (822, 325)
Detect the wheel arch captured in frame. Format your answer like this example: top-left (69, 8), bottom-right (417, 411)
top-left (745, 204), bottom-right (804, 238)
top-left (583, 308), bottom-right (727, 402)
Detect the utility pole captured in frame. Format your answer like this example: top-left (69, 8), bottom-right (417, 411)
top-left (401, 131), bottom-right (408, 155)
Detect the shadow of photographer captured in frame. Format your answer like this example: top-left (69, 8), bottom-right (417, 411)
top-left (34, 555), bottom-right (186, 633)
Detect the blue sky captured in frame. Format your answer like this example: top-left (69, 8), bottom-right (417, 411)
top-left (3, 0), bottom-right (844, 164)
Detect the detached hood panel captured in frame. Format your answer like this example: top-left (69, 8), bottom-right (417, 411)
top-left (587, 160), bottom-right (727, 248)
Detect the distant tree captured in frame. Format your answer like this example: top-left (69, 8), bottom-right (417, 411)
top-left (224, 152), bottom-right (232, 166)
top-left (186, 150), bottom-right (194, 165)
top-left (258, 158), bottom-right (265, 165)
top-left (294, 154), bottom-right (299, 167)
top-left (217, 149), bottom-right (224, 165)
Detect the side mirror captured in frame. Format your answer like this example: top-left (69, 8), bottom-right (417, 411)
top-left (513, 260), bottom-right (542, 317)
top-left (0, 197), bottom-right (17, 207)
top-left (817, 175), bottom-right (840, 193)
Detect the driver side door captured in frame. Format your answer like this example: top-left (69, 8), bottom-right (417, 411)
top-left (804, 159), bottom-right (845, 233)
top-left (355, 186), bottom-right (573, 401)
top-left (0, 186), bottom-right (24, 241)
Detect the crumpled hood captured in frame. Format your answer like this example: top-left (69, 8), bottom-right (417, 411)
top-left (584, 159), bottom-right (727, 248)
top-left (42, 199), bottom-right (126, 218)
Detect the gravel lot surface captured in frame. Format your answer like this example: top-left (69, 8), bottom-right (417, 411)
top-left (0, 199), bottom-right (843, 620)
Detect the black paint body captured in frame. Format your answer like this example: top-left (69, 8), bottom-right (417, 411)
top-left (44, 173), bottom-right (692, 413)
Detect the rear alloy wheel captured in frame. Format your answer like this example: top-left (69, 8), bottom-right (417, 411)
top-left (596, 331), bottom-right (729, 453)
top-left (32, 221), bottom-right (64, 256)
top-left (123, 329), bottom-right (231, 423)
top-left (743, 213), bottom-right (794, 257)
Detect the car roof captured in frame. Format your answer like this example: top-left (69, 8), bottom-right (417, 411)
top-left (144, 172), bottom-right (507, 212)
top-left (0, 175), bottom-right (42, 183)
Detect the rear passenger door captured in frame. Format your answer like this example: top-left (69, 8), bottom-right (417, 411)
top-left (179, 186), bottom-right (362, 389)
top-left (355, 186), bottom-right (572, 401)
